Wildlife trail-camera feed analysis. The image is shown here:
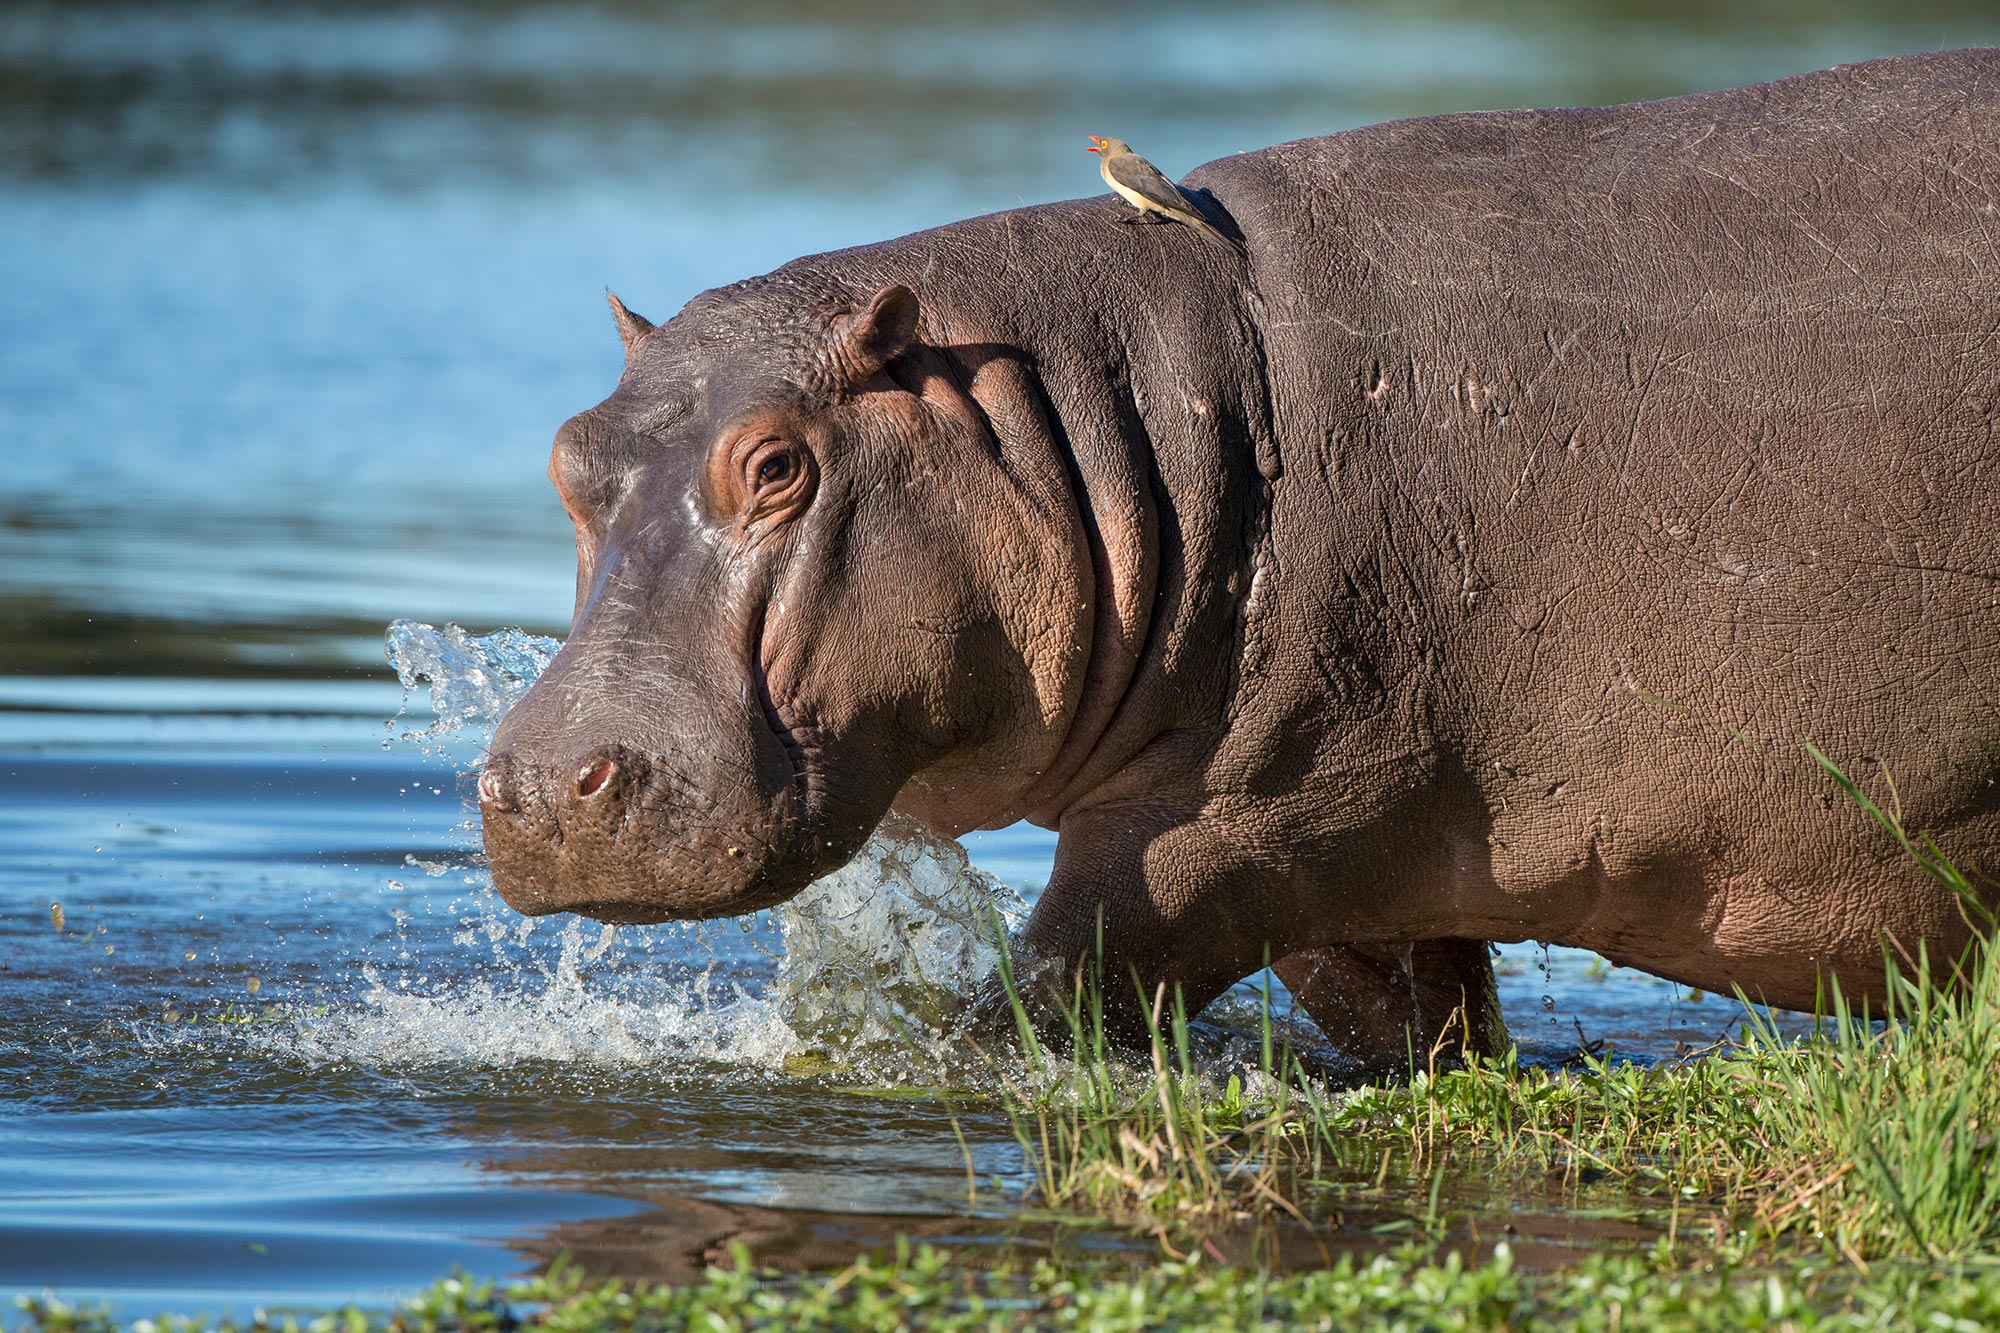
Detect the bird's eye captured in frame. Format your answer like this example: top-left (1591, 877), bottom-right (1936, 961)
top-left (756, 452), bottom-right (793, 488)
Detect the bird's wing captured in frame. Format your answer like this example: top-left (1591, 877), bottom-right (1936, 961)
top-left (1103, 152), bottom-right (1194, 215)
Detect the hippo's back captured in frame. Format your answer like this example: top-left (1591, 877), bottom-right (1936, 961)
top-left (1205, 46), bottom-right (2000, 352)
top-left (1195, 49), bottom-right (2000, 990)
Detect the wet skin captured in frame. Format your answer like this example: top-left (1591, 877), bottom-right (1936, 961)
top-left (481, 49), bottom-right (2000, 1064)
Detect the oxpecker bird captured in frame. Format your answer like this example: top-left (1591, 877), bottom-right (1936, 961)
top-left (1087, 135), bottom-right (1245, 256)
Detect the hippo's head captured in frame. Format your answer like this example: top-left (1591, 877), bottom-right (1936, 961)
top-left (478, 272), bottom-right (1084, 922)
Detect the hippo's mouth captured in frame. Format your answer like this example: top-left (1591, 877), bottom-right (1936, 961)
top-left (749, 603), bottom-right (814, 827)
top-left (480, 600), bottom-right (831, 924)
top-left (552, 900), bottom-right (677, 925)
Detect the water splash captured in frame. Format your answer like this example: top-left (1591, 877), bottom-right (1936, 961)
top-left (385, 618), bottom-right (560, 747)
top-left (270, 918), bottom-right (802, 1074)
top-left (353, 620), bottom-right (1024, 1077)
top-left (776, 815), bottom-right (1021, 1058)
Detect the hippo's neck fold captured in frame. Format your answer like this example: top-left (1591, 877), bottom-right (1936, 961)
top-left (994, 336), bottom-right (1169, 824)
top-left (863, 201), bottom-right (1277, 826)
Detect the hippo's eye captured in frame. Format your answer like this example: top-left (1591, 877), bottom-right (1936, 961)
top-left (722, 433), bottom-right (815, 531)
top-left (756, 453), bottom-right (794, 488)
top-left (743, 438), bottom-right (809, 503)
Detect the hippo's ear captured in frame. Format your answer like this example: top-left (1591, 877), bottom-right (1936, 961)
top-left (821, 285), bottom-right (920, 391)
top-left (606, 290), bottom-right (655, 355)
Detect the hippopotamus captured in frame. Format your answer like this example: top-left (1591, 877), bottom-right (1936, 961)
top-left (477, 47), bottom-right (2000, 1066)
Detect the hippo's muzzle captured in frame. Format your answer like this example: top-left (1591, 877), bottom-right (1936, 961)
top-left (477, 709), bottom-right (819, 923)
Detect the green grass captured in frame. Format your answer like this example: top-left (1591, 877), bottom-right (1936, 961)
top-left (984, 945), bottom-right (1306, 1237)
top-left (23, 1246), bottom-right (2000, 1333)
top-left (982, 750), bottom-right (2000, 1266)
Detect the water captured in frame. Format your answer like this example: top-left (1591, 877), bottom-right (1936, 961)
top-left (6, 0), bottom-right (1987, 1315)
top-left (0, 658), bottom-right (1041, 1315)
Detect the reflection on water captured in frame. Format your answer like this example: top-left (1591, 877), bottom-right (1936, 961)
top-left (5, 0), bottom-right (1993, 194)
top-left (3, 0), bottom-right (1983, 1314)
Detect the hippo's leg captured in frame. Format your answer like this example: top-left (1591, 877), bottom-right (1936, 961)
top-left (985, 807), bottom-right (1510, 1070)
top-left (1274, 940), bottom-right (1507, 1074)
top-left (999, 804), bottom-right (1273, 1048)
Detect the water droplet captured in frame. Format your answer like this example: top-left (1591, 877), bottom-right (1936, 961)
top-left (383, 619), bottom-right (561, 751)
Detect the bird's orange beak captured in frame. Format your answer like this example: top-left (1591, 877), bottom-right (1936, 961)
top-left (1087, 136), bottom-right (1102, 153)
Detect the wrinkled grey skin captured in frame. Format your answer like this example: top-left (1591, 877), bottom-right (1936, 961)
top-left (481, 49), bottom-right (2000, 1062)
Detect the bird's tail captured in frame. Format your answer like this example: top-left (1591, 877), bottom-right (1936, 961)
top-left (1188, 212), bottom-right (1247, 259)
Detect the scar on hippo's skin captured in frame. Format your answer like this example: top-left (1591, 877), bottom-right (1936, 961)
top-left (576, 757), bottom-right (618, 799)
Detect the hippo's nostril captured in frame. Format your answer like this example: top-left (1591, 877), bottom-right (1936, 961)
top-left (477, 755), bottom-right (518, 812)
top-left (576, 756), bottom-right (618, 799)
